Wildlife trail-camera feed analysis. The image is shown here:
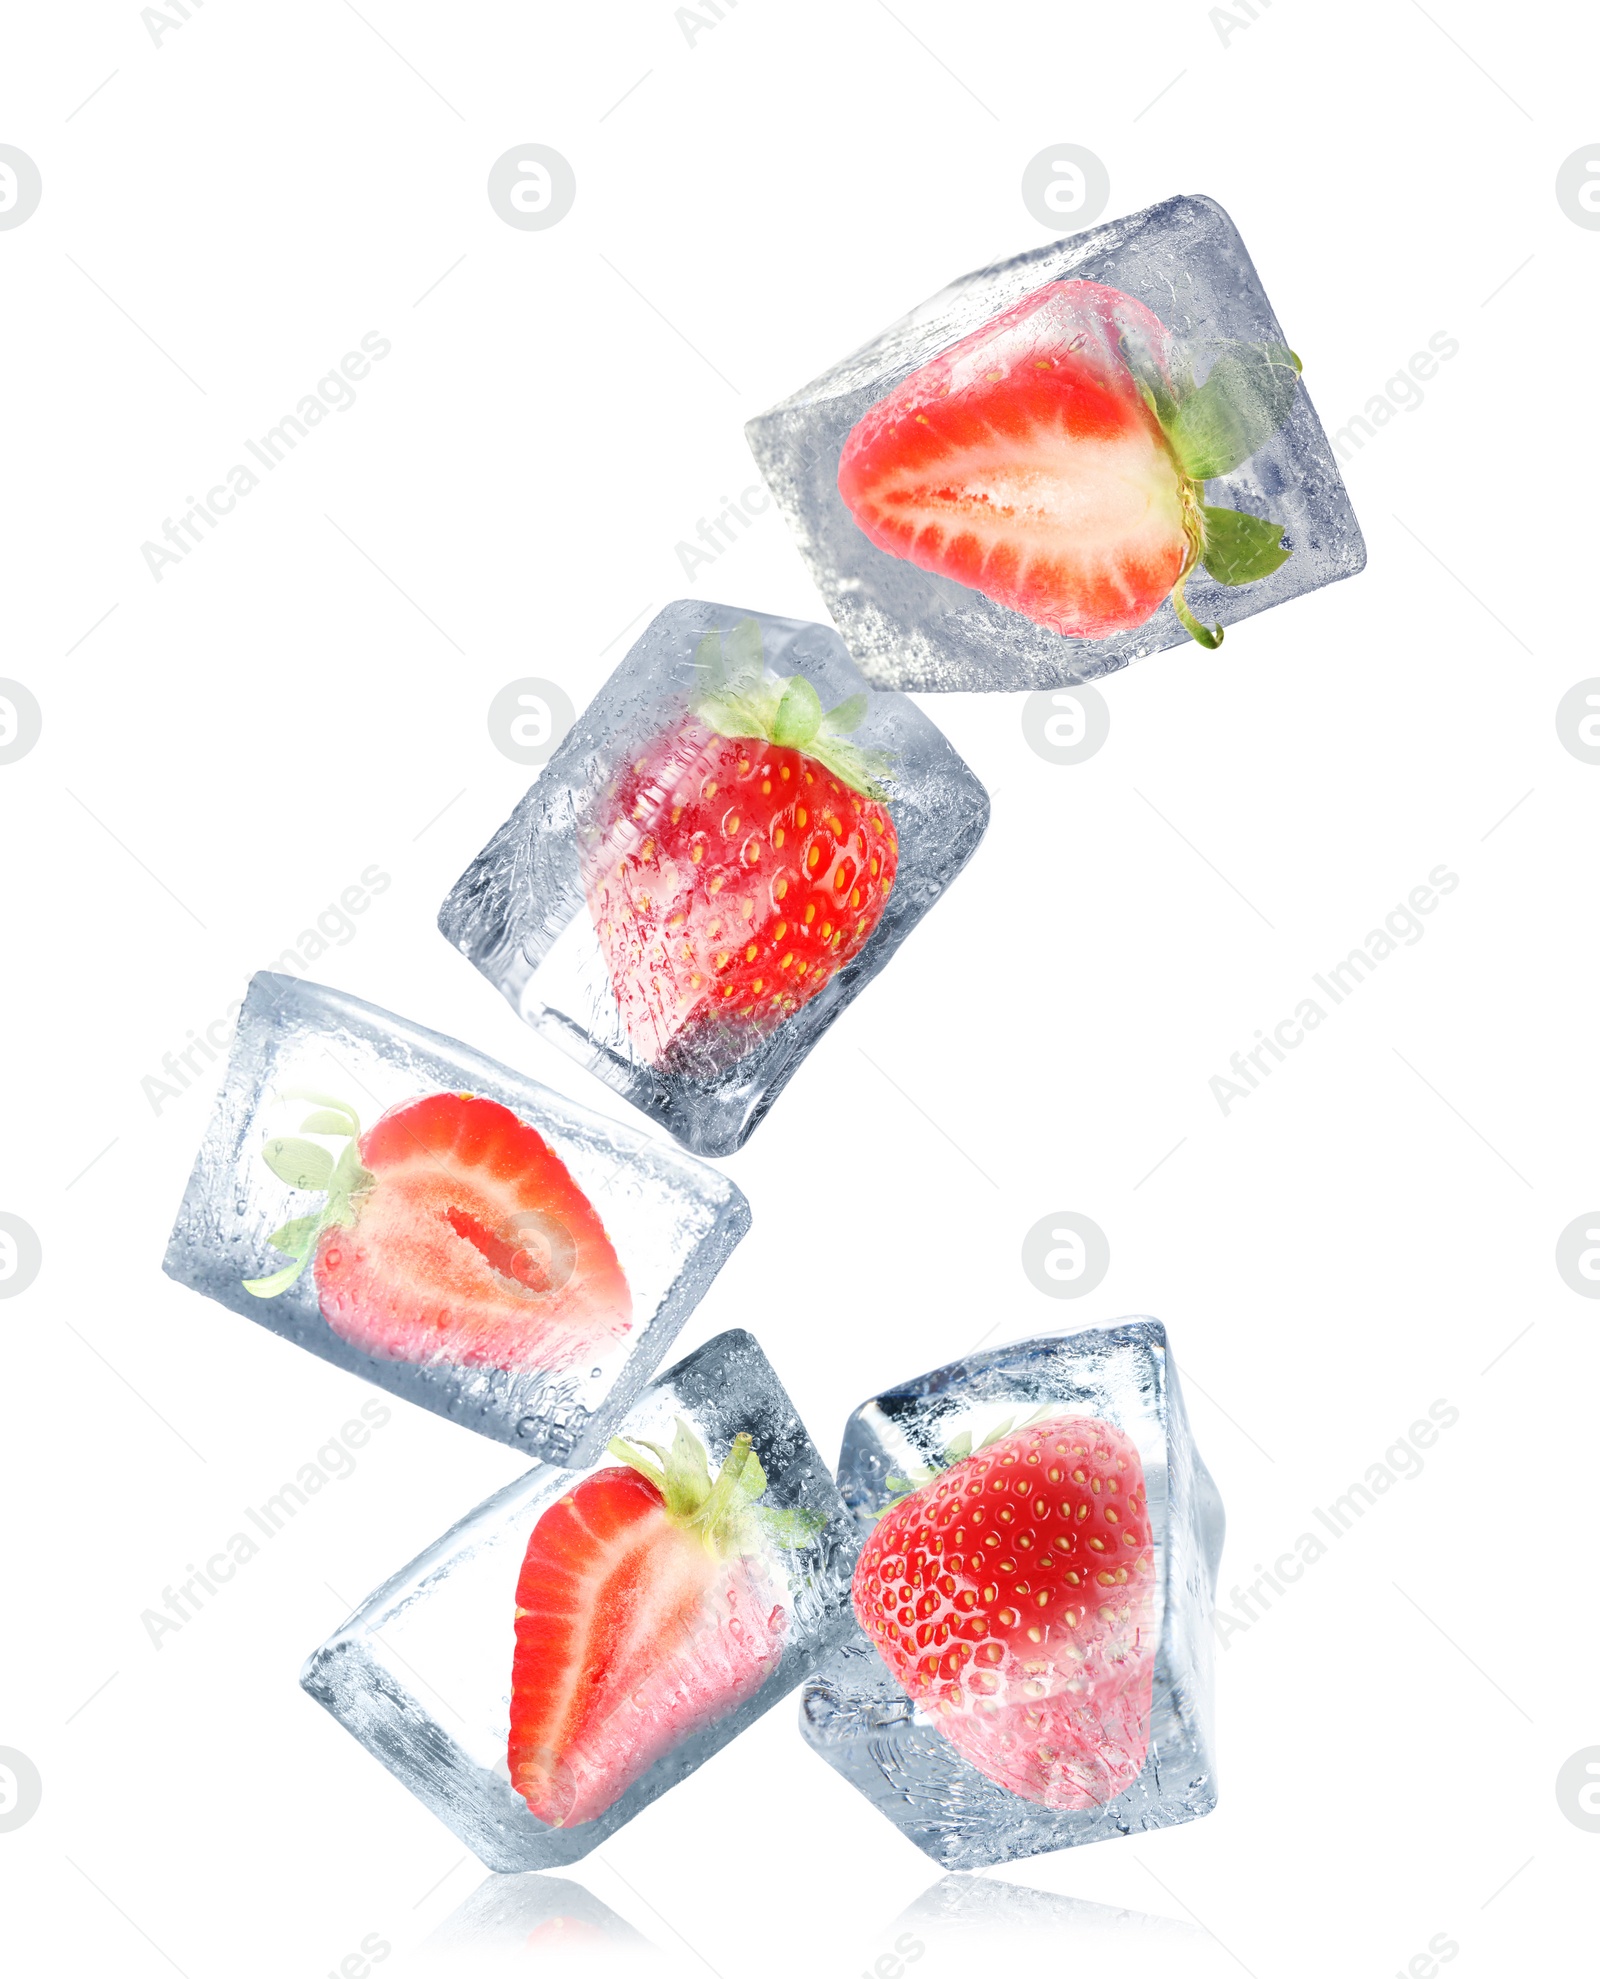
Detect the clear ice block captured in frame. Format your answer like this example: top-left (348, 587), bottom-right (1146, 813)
top-left (162, 973), bottom-right (749, 1466)
top-left (302, 1330), bottom-right (860, 1871)
top-left (799, 1320), bottom-right (1223, 1869)
top-left (438, 600), bottom-right (989, 1157)
top-left (747, 194), bottom-right (1366, 691)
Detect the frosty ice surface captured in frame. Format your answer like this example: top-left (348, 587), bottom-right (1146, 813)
top-left (800, 1320), bottom-right (1223, 1868)
top-left (439, 600), bottom-right (988, 1157)
top-left (162, 974), bottom-right (748, 1467)
top-left (747, 194), bottom-right (1366, 691)
top-left (302, 1330), bottom-right (860, 1871)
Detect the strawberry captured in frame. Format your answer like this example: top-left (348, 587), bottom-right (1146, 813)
top-left (582, 619), bottom-right (899, 1072)
top-left (242, 1088), bottom-right (631, 1373)
top-left (852, 1412), bottom-right (1156, 1810)
top-left (837, 277), bottom-right (1302, 649)
top-left (508, 1419), bottom-right (800, 1826)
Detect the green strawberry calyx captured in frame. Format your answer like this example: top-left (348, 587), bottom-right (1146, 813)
top-left (241, 1089), bottom-right (374, 1299)
top-left (876, 1404), bottom-right (1056, 1518)
top-left (608, 1417), bottom-right (825, 1557)
top-left (689, 618), bottom-right (893, 803)
top-left (1121, 334), bottom-right (1302, 651)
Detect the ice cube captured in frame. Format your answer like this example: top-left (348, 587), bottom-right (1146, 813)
top-left (438, 600), bottom-right (988, 1157)
top-left (301, 1330), bottom-right (860, 1871)
top-left (162, 973), bottom-right (749, 1467)
top-left (747, 194), bottom-right (1365, 692)
top-left (799, 1319), bottom-right (1223, 1869)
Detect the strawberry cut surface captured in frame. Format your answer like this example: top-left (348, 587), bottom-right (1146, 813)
top-left (313, 1093), bottom-right (631, 1373)
top-left (508, 1452), bottom-right (786, 1827)
top-left (584, 716), bottom-right (898, 1071)
top-left (838, 280), bottom-right (1192, 640)
top-left (852, 1415), bottom-right (1156, 1810)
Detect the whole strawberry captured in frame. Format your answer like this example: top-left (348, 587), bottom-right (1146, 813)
top-left (838, 278), bottom-right (1301, 649)
top-left (852, 1413), bottom-right (1156, 1810)
top-left (582, 619), bottom-right (898, 1072)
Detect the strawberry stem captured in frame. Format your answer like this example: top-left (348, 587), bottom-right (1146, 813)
top-left (1171, 480), bottom-right (1224, 651)
top-left (607, 1421), bottom-right (778, 1558)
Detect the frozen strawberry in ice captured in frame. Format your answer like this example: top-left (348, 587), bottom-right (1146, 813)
top-left (242, 1088), bottom-right (632, 1374)
top-left (853, 1411), bottom-right (1156, 1809)
top-left (799, 1320), bottom-right (1223, 1868)
top-left (838, 278), bottom-right (1300, 650)
top-left (581, 618), bottom-right (900, 1072)
top-left (508, 1419), bottom-right (793, 1826)
top-left (747, 194), bottom-right (1366, 691)
top-left (164, 976), bottom-right (749, 1465)
top-left (440, 603), bottom-right (989, 1156)
top-left (300, 1329), bottom-right (857, 1871)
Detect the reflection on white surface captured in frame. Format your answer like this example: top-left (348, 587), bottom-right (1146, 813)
top-left (889, 1871), bottom-right (1244, 1977)
top-left (412, 1871), bottom-right (654, 1974)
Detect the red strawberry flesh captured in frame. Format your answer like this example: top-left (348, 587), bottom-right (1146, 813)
top-left (508, 1450), bottom-right (786, 1826)
top-left (314, 1093), bottom-right (631, 1373)
top-left (838, 280), bottom-right (1190, 639)
top-left (852, 1415), bottom-right (1156, 1809)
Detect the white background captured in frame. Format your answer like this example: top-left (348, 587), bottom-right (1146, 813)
top-left (2, 2), bottom-right (1596, 1974)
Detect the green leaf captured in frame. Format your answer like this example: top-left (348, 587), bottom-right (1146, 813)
top-left (299, 1109), bottom-right (356, 1137)
top-left (771, 675), bottom-right (823, 750)
top-left (1200, 505), bottom-right (1291, 587)
top-left (1163, 342), bottom-right (1301, 481)
top-left (242, 1259), bottom-right (309, 1299)
top-left (261, 1137), bottom-right (333, 1192)
top-left (757, 1505), bottom-right (826, 1549)
top-left (265, 1215), bottom-right (321, 1257)
top-left (276, 1089), bottom-right (361, 1135)
top-left (820, 692), bottom-right (868, 736)
top-left (721, 617), bottom-right (764, 691)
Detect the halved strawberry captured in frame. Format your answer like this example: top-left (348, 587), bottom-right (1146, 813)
top-left (242, 1089), bottom-right (631, 1373)
top-left (838, 278), bottom-right (1301, 649)
top-left (582, 619), bottom-right (898, 1072)
top-left (508, 1420), bottom-right (794, 1826)
top-left (852, 1412), bottom-right (1156, 1810)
